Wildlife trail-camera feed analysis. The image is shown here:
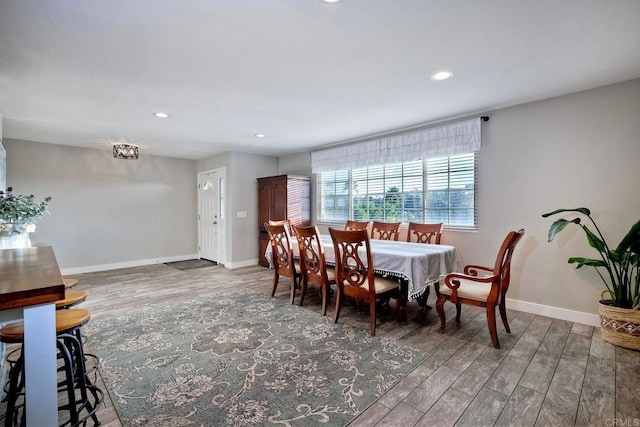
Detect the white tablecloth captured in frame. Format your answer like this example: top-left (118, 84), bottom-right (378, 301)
top-left (265, 234), bottom-right (461, 300)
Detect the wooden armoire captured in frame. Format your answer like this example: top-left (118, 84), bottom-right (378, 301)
top-left (257, 174), bottom-right (311, 266)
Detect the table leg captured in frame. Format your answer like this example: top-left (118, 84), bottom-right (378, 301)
top-left (23, 303), bottom-right (58, 426)
top-left (415, 286), bottom-right (432, 310)
top-left (399, 279), bottom-right (408, 324)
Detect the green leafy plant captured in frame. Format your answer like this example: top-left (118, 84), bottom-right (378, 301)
top-left (542, 208), bottom-right (640, 309)
top-left (0, 186), bottom-right (52, 224)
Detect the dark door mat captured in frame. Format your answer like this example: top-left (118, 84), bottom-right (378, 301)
top-left (165, 259), bottom-right (217, 270)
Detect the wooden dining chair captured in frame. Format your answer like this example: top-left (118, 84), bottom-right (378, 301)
top-left (436, 229), bottom-right (525, 349)
top-left (268, 219), bottom-right (292, 234)
top-left (371, 221), bottom-right (401, 241)
top-left (344, 219), bottom-right (371, 230)
top-left (406, 222), bottom-right (443, 244)
top-left (293, 225), bottom-right (336, 315)
top-left (406, 222), bottom-right (444, 308)
top-left (344, 220), bottom-right (371, 231)
top-left (264, 222), bottom-right (302, 304)
top-left (329, 227), bottom-right (401, 336)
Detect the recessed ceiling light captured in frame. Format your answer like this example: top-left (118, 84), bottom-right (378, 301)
top-left (255, 133), bottom-right (265, 138)
top-left (430, 71), bottom-right (453, 81)
top-left (152, 112), bottom-right (170, 118)
top-left (321, 0), bottom-right (342, 3)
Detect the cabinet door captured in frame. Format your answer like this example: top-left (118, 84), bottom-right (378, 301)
top-left (272, 181), bottom-right (288, 221)
top-left (258, 184), bottom-right (272, 229)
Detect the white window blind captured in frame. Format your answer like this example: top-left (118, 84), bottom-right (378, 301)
top-left (318, 153), bottom-right (477, 228)
top-left (311, 117), bottom-right (481, 173)
top-left (425, 154), bottom-right (477, 227)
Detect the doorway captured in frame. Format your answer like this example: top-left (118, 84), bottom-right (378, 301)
top-left (197, 168), bottom-right (226, 264)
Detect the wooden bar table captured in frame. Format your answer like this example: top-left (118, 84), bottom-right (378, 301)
top-left (0, 246), bottom-right (65, 426)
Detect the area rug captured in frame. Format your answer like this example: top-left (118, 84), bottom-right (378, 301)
top-left (84, 290), bottom-right (424, 426)
top-left (164, 259), bottom-right (217, 270)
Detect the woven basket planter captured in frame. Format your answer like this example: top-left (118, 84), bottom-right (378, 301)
top-left (598, 300), bottom-right (640, 350)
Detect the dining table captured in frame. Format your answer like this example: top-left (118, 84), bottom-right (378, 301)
top-left (265, 234), bottom-right (462, 321)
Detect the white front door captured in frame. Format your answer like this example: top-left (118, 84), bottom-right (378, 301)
top-left (198, 168), bottom-right (226, 263)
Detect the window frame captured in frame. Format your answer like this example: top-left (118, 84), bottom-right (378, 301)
top-left (316, 153), bottom-right (478, 231)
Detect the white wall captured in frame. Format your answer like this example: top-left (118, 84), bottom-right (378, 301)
top-left (277, 79), bottom-right (640, 323)
top-left (469, 78), bottom-right (640, 321)
top-left (279, 152), bottom-right (311, 176)
top-left (4, 139), bottom-right (198, 271)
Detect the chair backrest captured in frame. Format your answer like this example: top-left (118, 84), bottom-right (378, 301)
top-left (293, 225), bottom-right (330, 285)
top-left (493, 229), bottom-right (525, 296)
top-left (264, 222), bottom-right (297, 278)
top-left (268, 219), bottom-right (292, 234)
top-left (406, 222), bottom-right (443, 244)
top-left (329, 227), bottom-right (375, 299)
top-left (371, 221), bottom-right (401, 241)
top-left (344, 220), bottom-right (370, 231)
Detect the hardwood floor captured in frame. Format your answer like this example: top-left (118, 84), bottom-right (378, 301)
top-left (61, 264), bottom-right (640, 426)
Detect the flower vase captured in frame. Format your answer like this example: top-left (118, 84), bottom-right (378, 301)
top-left (0, 222), bottom-right (32, 249)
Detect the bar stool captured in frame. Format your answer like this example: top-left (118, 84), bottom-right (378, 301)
top-left (4, 290), bottom-right (88, 374)
top-left (63, 278), bottom-right (79, 288)
top-left (0, 309), bottom-right (103, 426)
top-left (54, 289), bottom-right (99, 387)
top-left (56, 290), bottom-right (87, 309)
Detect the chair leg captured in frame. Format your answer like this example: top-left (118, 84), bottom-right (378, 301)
top-left (334, 288), bottom-right (343, 324)
top-left (499, 301), bottom-right (511, 333)
top-left (289, 277), bottom-right (297, 304)
top-left (321, 283), bottom-right (328, 316)
top-left (455, 303), bottom-right (462, 323)
top-left (289, 276), bottom-right (297, 304)
top-left (298, 278), bottom-right (308, 306)
top-left (369, 299), bottom-right (376, 337)
top-left (436, 295), bottom-right (446, 333)
top-left (271, 272), bottom-right (280, 297)
top-left (486, 304), bottom-right (500, 349)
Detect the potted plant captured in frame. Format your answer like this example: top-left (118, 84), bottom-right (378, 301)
top-left (542, 207), bottom-right (640, 350)
top-left (0, 186), bottom-right (51, 248)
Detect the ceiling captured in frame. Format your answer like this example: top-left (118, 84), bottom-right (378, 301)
top-left (1, 0), bottom-right (639, 160)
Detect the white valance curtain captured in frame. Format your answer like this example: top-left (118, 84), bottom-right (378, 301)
top-left (311, 117), bottom-right (482, 173)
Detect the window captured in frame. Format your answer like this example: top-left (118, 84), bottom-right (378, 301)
top-left (318, 153), bottom-right (477, 228)
top-left (318, 170), bottom-right (349, 221)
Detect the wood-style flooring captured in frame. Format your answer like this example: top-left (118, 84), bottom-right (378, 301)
top-left (66, 264), bottom-right (640, 426)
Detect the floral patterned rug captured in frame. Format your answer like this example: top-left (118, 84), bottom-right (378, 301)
top-left (84, 290), bottom-right (424, 426)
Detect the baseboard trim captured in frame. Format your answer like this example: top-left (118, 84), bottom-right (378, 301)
top-left (225, 259), bottom-right (259, 269)
top-left (506, 297), bottom-right (600, 327)
top-left (60, 254), bottom-right (200, 275)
